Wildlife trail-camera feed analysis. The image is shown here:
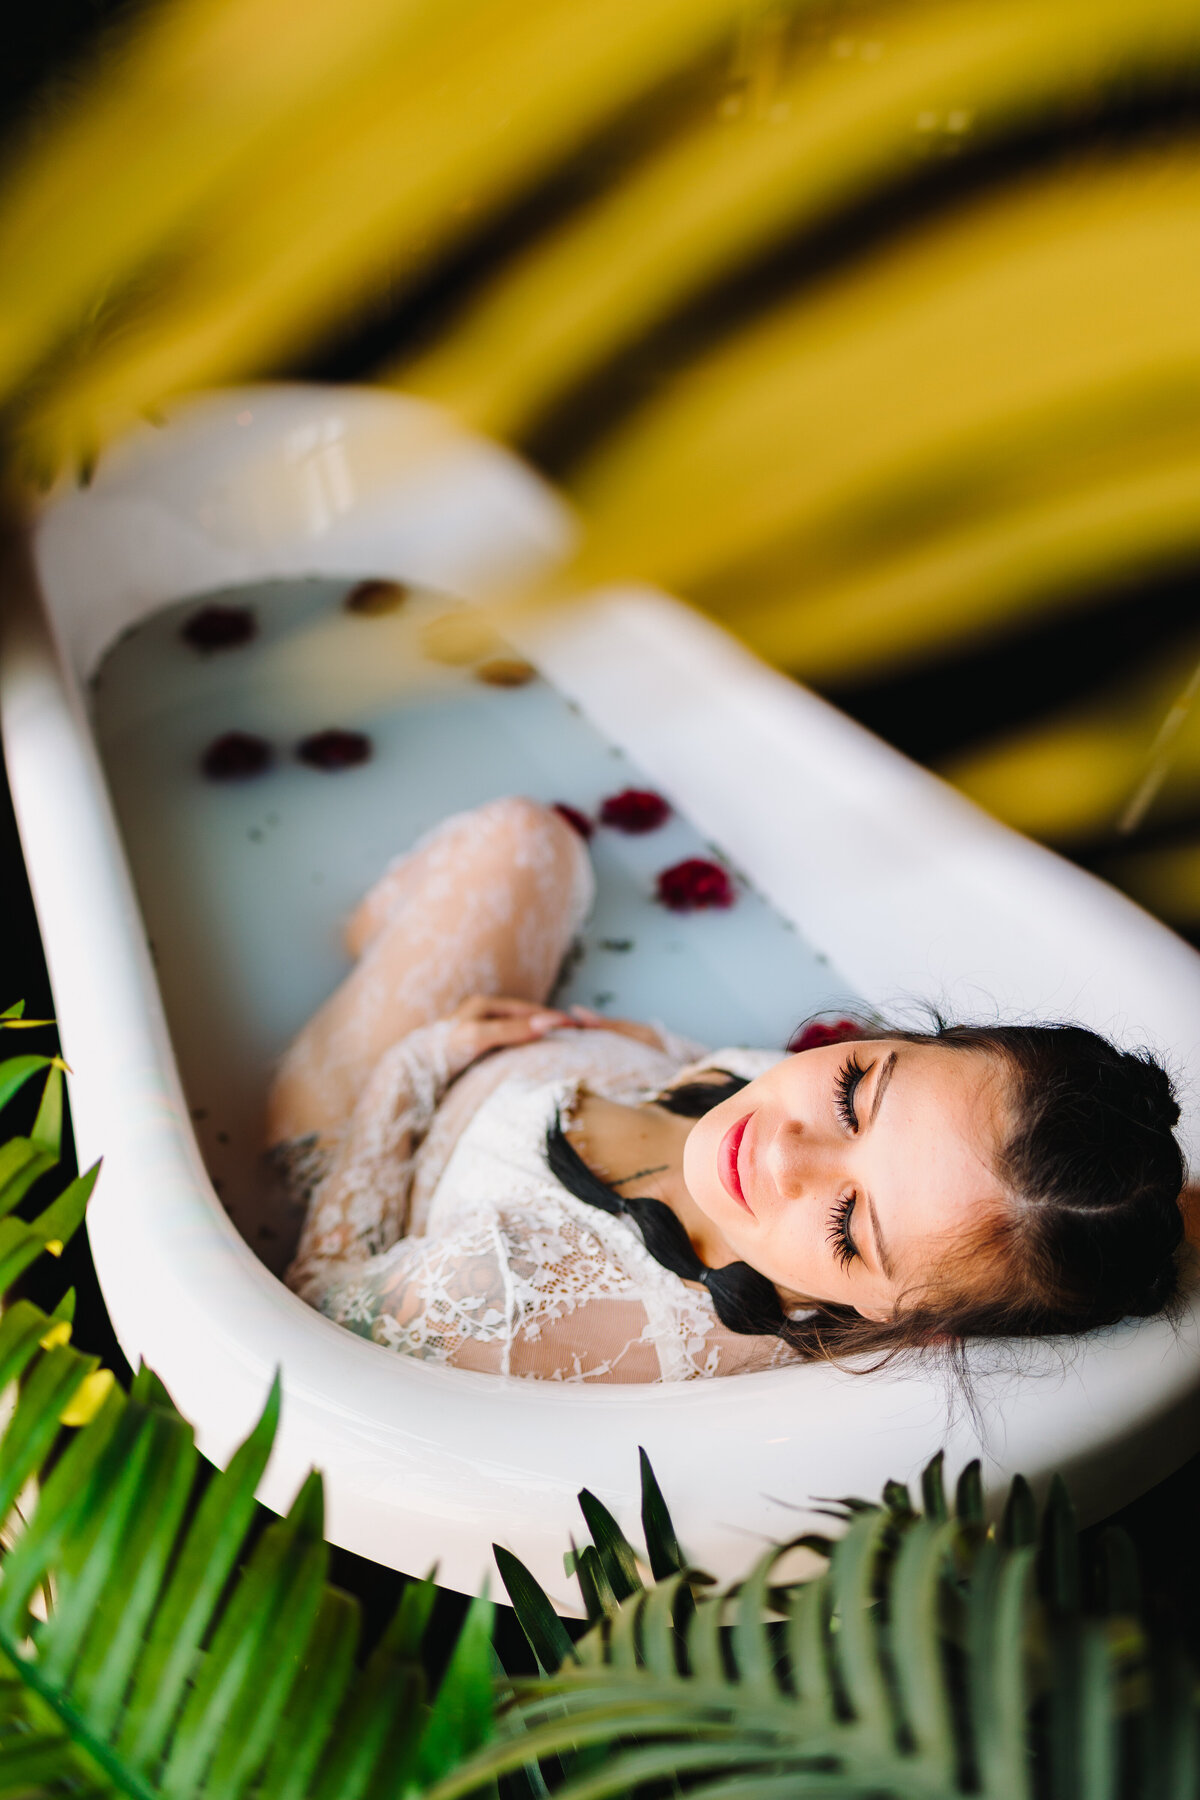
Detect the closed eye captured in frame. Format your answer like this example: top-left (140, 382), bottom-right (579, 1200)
top-left (834, 1053), bottom-right (867, 1132)
top-left (828, 1191), bottom-right (859, 1267)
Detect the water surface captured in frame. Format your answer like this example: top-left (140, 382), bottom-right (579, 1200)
top-left (94, 578), bottom-right (859, 1269)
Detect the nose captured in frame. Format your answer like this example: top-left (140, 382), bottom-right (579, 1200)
top-left (764, 1114), bottom-right (840, 1199)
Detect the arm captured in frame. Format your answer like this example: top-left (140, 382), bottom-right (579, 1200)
top-left (298, 1202), bottom-right (667, 1381)
top-left (287, 997), bottom-right (574, 1303)
top-left (564, 1006), bottom-right (708, 1065)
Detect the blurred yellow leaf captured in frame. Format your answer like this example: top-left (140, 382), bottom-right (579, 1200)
top-left (9, 0), bottom-right (751, 469)
top-left (0, 0), bottom-right (467, 401)
top-left (395, 0), bottom-right (1200, 442)
top-left (563, 146), bottom-right (1200, 608)
top-left (942, 633), bottom-right (1200, 844)
top-left (60, 1369), bottom-right (114, 1427)
top-left (1107, 838), bottom-right (1200, 928)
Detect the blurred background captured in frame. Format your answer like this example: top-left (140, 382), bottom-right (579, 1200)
top-left (1, 0), bottom-right (1199, 1646)
top-left (1, 0), bottom-right (1199, 937)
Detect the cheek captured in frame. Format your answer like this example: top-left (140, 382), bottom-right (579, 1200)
top-left (682, 1099), bottom-right (740, 1204)
top-left (681, 1113), bottom-right (717, 1197)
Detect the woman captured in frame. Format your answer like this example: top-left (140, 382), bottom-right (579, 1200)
top-left (269, 796), bottom-right (1187, 1381)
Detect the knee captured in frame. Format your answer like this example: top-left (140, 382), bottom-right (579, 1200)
top-left (477, 795), bottom-right (571, 859)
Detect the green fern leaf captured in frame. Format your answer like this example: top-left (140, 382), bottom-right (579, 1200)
top-left (637, 1447), bottom-right (684, 1580)
top-left (444, 1452), bottom-right (1200, 1800)
top-left (0, 1042), bottom-right (498, 1800)
top-left (495, 1547), bottom-right (577, 1675)
top-left (575, 1493), bottom-right (641, 1604)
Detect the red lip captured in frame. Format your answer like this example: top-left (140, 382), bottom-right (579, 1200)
top-left (719, 1114), bottom-right (753, 1213)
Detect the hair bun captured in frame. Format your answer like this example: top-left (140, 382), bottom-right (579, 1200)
top-left (1128, 1252), bottom-right (1181, 1319)
top-left (1118, 1050), bottom-right (1181, 1134)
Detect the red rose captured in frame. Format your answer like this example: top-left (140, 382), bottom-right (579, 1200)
top-left (182, 605), bottom-right (257, 652)
top-left (600, 788), bottom-right (670, 833)
top-left (552, 803), bottom-right (595, 840)
top-left (787, 1019), bottom-right (865, 1054)
top-left (655, 858), bottom-right (734, 912)
top-left (200, 731), bottom-right (273, 780)
top-left (296, 728), bottom-right (372, 771)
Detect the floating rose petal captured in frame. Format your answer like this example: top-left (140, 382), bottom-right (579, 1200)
top-left (201, 731), bottom-right (273, 780)
top-left (475, 657), bottom-right (536, 687)
top-left (552, 802), bottom-right (594, 840)
top-left (182, 605), bottom-right (257, 651)
top-left (345, 579), bottom-right (409, 616)
top-left (297, 728), bottom-right (372, 771)
top-left (655, 857), bottom-right (734, 911)
top-left (787, 1019), bottom-right (865, 1054)
top-left (600, 787), bottom-right (670, 833)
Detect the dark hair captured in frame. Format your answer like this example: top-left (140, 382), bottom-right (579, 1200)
top-left (545, 1018), bottom-right (1188, 1368)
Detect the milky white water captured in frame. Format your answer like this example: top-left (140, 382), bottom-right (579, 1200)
top-left (92, 577), bottom-right (859, 1271)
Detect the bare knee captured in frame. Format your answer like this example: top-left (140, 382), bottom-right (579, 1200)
top-left (477, 795), bottom-right (564, 848)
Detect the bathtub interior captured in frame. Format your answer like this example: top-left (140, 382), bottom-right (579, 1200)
top-left (7, 385), bottom-right (1200, 1603)
top-left (91, 575), bottom-right (860, 1271)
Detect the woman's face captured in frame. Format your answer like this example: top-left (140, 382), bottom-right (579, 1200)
top-left (681, 1040), bottom-right (1011, 1321)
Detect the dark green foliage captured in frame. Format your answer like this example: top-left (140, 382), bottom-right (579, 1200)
top-left (473, 1452), bottom-right (1200, 1800)
top-left (0, 1020), bottom-right (496, 1800)
top-left (3, 1005), bottom-right (1200, 1800)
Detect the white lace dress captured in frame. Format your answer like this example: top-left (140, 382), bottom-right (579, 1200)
top-left (286, 1026), bottom-right (805, 1382)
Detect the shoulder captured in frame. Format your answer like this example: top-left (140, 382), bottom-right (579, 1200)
top-left (667, 1046), bottom-right (787, 1087)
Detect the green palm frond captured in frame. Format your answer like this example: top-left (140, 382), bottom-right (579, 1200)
top-left (0, 1017), bottom-right (497, 1800)
top-left (454, 1451), bottom-right (1200, 1800)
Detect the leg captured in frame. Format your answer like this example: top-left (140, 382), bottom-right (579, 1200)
top-left (267, 797), bottom-right (593, 1145)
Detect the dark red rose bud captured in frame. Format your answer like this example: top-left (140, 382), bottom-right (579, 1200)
top-left (297, 729), bottom-right (373, 771)
top-left (182, 605), bottom-right (257, 651)
top-left (655, 857), bottom-right (734, 912)
top-left (552, 802), bottom-right (595, 840)
top-left (201, 731), bottom-right (273, 780)
top-left (600, 787), bottom-right (671, 833)
top-left (345, 579), bottom-right (409, 616)
top-left (475, 657), bottom-right (536, 687)
top-left (787, 1019), bottom-right (865, 1054)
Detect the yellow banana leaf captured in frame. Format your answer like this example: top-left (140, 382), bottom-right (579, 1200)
top-left (942, 634), bottom-right (1200, 845)
top-left (562, 145), bottom-right (1200, 602)
top-left (1107, 839), bottom-right (1200, 928)
top-left (0, 0), bottom-right (469, 399)
top-left (707, 401), bottom-right (1200, 682)
top-left (393, 0), bottom-right (1200, 442)
top-left (9, 0), bottom-right (750, 470)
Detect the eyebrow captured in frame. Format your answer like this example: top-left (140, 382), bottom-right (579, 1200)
top-left (863, 1052), bottom-right (899, 1280)
top-left (864, 1191), bottom-right (896, 1282)
top-left (869, 1050), bottom-right (898, 1125)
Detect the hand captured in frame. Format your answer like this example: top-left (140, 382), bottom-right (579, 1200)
top-left (444, 995), bottom-right (579, 1070)
top-left (565, 1005), bottom-right (665, 1051)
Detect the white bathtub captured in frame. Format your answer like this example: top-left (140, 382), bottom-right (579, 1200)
top-left (3, 384), bottom-right (1199, 1611)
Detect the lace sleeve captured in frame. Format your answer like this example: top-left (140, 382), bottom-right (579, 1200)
top-left (301, 1200), bottom-right (660, 1378)
top-left (287, 1019), bottom-right (460, 1303)
top-left (300, 1197), bottom-right (804, 1383)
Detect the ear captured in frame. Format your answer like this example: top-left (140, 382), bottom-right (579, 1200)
top-left (856, 1300), bottom-right (892, 1324)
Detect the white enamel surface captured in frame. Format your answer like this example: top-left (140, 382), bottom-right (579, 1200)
top-left (4, 384), bottom-right (1200, 1613)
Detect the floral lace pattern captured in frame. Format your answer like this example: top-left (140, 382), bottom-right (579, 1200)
top-left (286, 1033), bottom-right (801, 1381)
top-left (272, 794), bottom-right (804, 1384)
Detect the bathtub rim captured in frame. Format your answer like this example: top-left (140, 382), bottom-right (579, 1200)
top-left (2, 382), bottom-right (1199, 1610)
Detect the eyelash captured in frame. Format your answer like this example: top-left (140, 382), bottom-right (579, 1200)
top-left (828, 1054), bottom-right (867, 1268)
top-left (828, 1192), bottom-right (859, 1268)
top-left (834, 1053), bottom-right (866, 1132)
